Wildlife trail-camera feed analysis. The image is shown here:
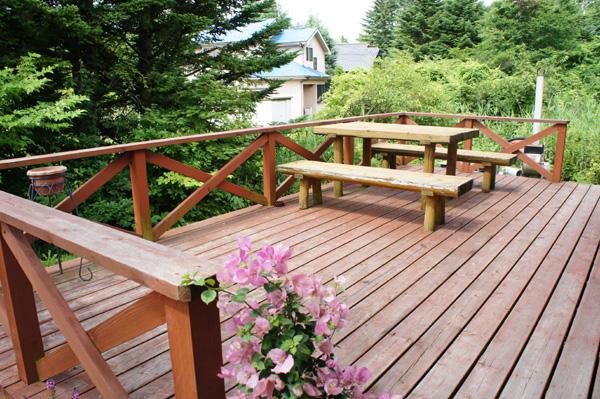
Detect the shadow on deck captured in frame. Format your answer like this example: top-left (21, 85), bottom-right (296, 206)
top-left (1, 170), bottom-right (599, 398)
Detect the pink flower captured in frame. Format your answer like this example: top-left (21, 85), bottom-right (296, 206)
top-left (237, 237), bottom-right (252, 261)
top-left (315, 315), bottom-right (332, 336)
top-left (252, 317), bottom-right (270, 337)
top-left (267, 289), bottom-right (287, 312)
top-left (319, 339), bottom-right (334, 355)
top-left (267, 348), bottom-right (294, 374)
top-left (324, 378), bottom-right (344, 395)
top-left (302, 383), bottom-right (322, 397)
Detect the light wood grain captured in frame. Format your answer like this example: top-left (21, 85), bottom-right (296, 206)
top-left (315, 122), bottom-right (479, 144)
top-left (277, 161), bottom-right (473, 198)
top-left (372, 143), bottom-right (517, 165)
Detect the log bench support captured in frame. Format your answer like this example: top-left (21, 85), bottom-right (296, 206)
top-left (482, 163), bottom-right (496, 193)
top-left (298, 175), bottom-right (323, 209)
top-left (278, 161), bottom-right (473, 232)
top-left (423, 193), bottom-right (446, 232)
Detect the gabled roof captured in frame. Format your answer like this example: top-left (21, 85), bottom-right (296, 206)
top-left (334, 43), bottom-right (380, 71)
top-left (209, 19), bottom-right (331, 55)
top-left (255, 62), bottom-right (329, 80)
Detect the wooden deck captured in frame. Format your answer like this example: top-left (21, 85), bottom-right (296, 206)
top-left (0, 169), bottom-right (599, 398)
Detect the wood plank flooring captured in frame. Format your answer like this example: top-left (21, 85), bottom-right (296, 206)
top-left (0, 169), bottom-right (598, 398)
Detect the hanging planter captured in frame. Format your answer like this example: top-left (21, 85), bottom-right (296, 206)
top-left (27, 165), bottom-right (68, 196)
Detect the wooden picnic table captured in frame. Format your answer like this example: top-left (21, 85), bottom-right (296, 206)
top-left (315, 121), bottom-right (479, 196)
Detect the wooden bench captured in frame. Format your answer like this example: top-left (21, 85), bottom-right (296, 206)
top-left (371, 143), bottom-right (518, 192)
top-left (276, 160), bottom-right (473, 231)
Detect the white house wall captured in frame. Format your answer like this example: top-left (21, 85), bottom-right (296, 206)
top-left (289, 35), bottom-right (327, 73)
top-left (253, 80), bottom-right (304, 125)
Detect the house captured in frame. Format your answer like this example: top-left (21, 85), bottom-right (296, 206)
top-left (207, 19), bottom-right (331, 124)
top-left (334, 43), bottom-right (379, 72)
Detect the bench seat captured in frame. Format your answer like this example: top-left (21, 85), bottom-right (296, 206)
top-left (371, 143), bottom-right (517, 192)
top-left (276, 160), bottom-right (473, 231)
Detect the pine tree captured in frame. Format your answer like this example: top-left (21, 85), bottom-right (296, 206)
top-left (360, 0), bottom-right (404, 56)
top-left (393, 0), bottom-right (444, 59)
top-left (433, 0), bottom-right (484, 54)
top-left (478, 0), bottom-right (584, 64)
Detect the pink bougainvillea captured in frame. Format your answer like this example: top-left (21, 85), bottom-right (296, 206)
top-left (183, 238), bottom-right (402, 399)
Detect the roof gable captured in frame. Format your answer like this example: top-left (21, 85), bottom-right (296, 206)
top-left (207, 19), bottom-right (330, 55)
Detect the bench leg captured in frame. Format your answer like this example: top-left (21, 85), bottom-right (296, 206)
top-left (482, 164), bottom-right (496, 193)
top-left (312, 179), bottom-right (322, 205)
top-left (424, 195), bottom-right (444, 232)
top-left (299, 178), bottom-right (310, 209)
top-left (382, 152), bottom-right (396, 169)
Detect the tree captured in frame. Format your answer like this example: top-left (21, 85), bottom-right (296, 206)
top-left (393, 0), bottom-right (444, 59)
top-left (360, 0), bottom-right (403, 56)
top-left (433, 0), bottom-right (485, 54)
top-left (0, 0), bottom-right (295, 227)
top-left (477, 0), bottom-right (584, 66)
top-left (0, 53), bottom-right (87, 157)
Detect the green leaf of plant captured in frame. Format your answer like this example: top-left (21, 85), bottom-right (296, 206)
top-left (200, 289), bottom-right (217, 304)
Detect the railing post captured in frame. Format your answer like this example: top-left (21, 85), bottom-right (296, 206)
top-left (129, 151), bottom-right (153, 240)
top-left (262, 133), bottom-right (277, 205)
top-left (164, 288), bottom-right (225, 399)
top-left (0, 224), bottom-right (43, 384)
top-left (553, 123), bottom-right (567, 182)
top-left (461, 119), bottom-right (474, 172)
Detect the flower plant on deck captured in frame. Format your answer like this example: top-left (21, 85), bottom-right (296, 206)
top-left (182, 238), bottom-right (401, 399)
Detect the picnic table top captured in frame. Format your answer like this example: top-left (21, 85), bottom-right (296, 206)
top-left (314, 121), bottom-right (479, 143)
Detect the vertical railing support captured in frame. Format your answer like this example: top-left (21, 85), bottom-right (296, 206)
top-left (0, 226), bottom-right (43, 384)
top-left (461, 119), bottom-right (475, 172)
top-left (164, 288), bottom-right (225, 399)
top-left (262, 133), bottom-right (277, 205)
top-left (553, 123), bottom-right (567, 183)
top-left (129, 151), bottom-right (153, 240)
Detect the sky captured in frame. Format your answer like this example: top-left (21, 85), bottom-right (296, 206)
top-left (276, 0), bottom-right (495, 42)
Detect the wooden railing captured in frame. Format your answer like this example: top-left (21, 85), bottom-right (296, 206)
top-left (0, 191), bottom-right (224, 398)
top-left (0, 112), bottom-right (569, 241)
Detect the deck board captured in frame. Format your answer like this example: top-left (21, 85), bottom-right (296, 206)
top-left (0, 170), bottom-right (598, 398)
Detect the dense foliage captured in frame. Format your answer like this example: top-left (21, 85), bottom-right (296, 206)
top-left (0, 0), bottom-right (294, 228)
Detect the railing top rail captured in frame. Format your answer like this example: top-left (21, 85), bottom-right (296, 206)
top-left (0, 190), bottom-right (217, 301)
top-left (0, 111), bottom-right (569, 170)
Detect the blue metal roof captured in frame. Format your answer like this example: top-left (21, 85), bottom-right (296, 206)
top-left (272, 27), bottom-right (317, 44)
top-left (256, 62), bottom-right (329, 79)
top-left (213, 19), bottom-right (317, 45)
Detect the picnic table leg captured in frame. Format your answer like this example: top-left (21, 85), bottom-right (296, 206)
top-left (421, 143), bottom-right (436, 209)
top-left (382, 152), bottom-right (396, 169)
top-left (362, 138), bottom-right (372, 167)
top-left (446, 142), bottom-right (458, 175)
top-left (333, 136), bottom-right (343, 197)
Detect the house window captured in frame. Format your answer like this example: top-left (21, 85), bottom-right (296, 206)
top-left (306, 47), bottom-right (313, 61)
top-left (317, 84), bottom-right (326, 103)
top-left (313, 57), bottom-right (318, 70)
